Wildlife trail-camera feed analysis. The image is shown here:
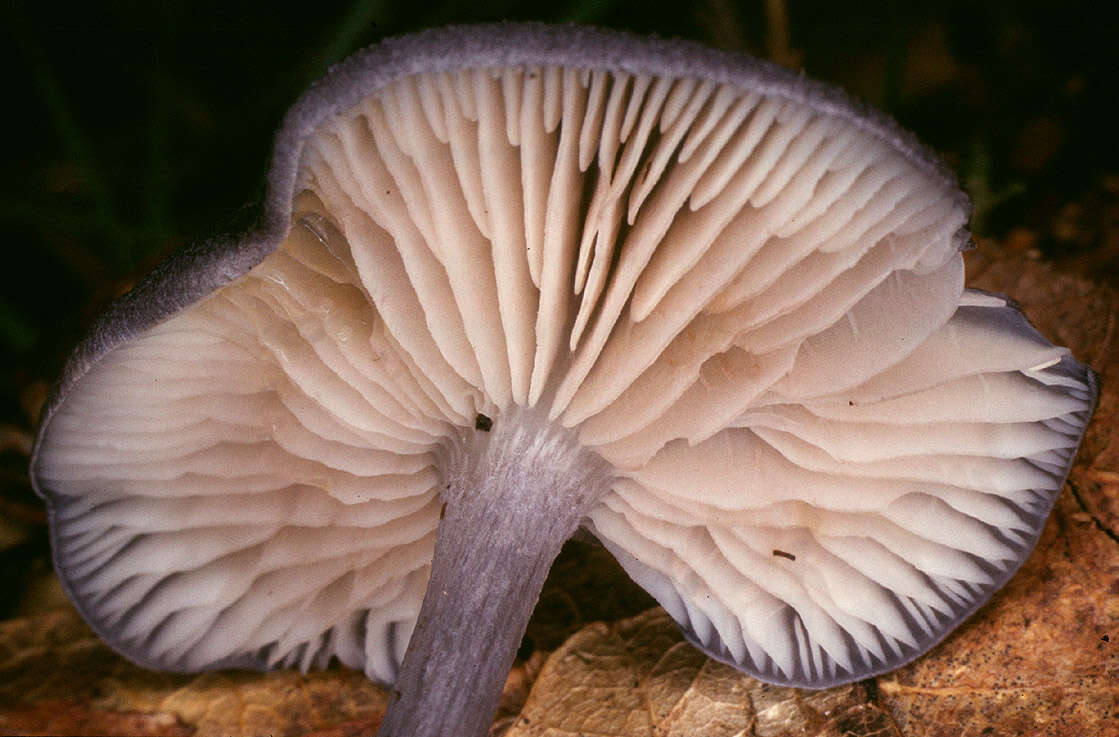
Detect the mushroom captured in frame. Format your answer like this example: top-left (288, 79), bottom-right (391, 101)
top-left (30, 23), bottom-right (1096, 737)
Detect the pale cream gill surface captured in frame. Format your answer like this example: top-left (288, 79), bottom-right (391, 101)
top-left (37, 64), bottom-right (1092, 685)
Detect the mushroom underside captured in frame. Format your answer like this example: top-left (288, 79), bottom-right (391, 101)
top-left (32, 26), bottom-right (1096, 736)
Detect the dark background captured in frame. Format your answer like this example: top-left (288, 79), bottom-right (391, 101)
top-left (1, 0), bottom-right (1116, 616)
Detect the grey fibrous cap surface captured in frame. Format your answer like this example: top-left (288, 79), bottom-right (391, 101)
top-left (31, 22), bottom-right (1096, 699)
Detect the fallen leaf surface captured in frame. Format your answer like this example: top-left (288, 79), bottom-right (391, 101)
top-left (0, 608), bottom-right (388, 736)
top-left (504, 608), bottom-right (898, 737)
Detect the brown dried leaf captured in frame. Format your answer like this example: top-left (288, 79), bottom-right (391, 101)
top-left (877, 480), bottom-right (1119, 736)
top-left (504, 608), bottom-right (899, 737)
top-left (0, 608), bottom-right (388, 737)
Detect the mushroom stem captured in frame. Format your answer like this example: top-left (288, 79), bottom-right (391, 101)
top-left (378, 410), bottom-right (612, 737)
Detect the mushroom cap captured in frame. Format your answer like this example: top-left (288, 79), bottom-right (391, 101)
top-left (31, 24), bottom-right (1096, 688)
